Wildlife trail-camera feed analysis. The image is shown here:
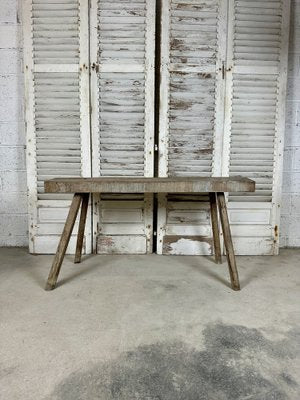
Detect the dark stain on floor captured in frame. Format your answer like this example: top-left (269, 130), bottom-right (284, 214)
top-left (50, 323), bottom-right (299, 400)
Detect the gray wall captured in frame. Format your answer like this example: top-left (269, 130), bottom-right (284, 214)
top-left (0, 0), bottom-right (299, 248)
top-left (0, 0), bottom-right (27, 246)
top-left (281, 0), bottom-right (300, 247)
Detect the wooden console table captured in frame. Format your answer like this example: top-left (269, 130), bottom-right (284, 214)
top-left (44, 177), bottom-right (255, 291)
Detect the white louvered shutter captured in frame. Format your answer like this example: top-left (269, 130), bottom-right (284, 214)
top-left (23, 0), bottom-right (91, 254)
top-left (157, 0), bottom-right (227, 255)
top-left (90, 0), bottom-right (155, 254)
top-left (223, 0), bottom-right (291, 254)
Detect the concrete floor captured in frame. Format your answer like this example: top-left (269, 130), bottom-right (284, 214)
top-left (0, 248), bottom-right (299, 400)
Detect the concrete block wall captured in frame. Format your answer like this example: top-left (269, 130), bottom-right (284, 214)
top-left (281, 0), bottom-right (300, 247)
top-left (0, 0), bottom-right (299, 248)
top-left (0, 0), bottom-right (27, 246)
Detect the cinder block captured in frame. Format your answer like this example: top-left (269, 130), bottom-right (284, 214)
top-left (0, 192), bottom-right (27, 214)
top-left (0, 214), bottom-right (28, 236)
top-left (286, 236), bottom-right (300, 247)
top-left (0, 49), bottom-right (22, 74)
top-left (0, 170), bottom-right (27, 192)
top-left (279, 235), bottom-right (286, 248)
top-left (290, 172), bottom-right (300, 193)
top-left (0, 24), bottom-right (21, 49)
top-left (0, 0), bottom-right (18, 24)
top-left (0, 89), bottom-right (23, 122)
top-left (0, 122), bottom-right (25, 146)
top-left (0, 146), bottom-right (26, 170)
top-left (287, 52), bottom-right (300, 76)
top-left (281, 173), bottom-right (292, 194)
top-left (290, 0), bottom-right (300, 29)
top-left (0, 75), bottom-right (24, 121)
top-left (287, 77), bottom-right (300, 100)
top-left (0, 74), bottom-right (19, 97)
top-left (285, 101), bottom-right (298, 126)
top-left (282, 148), bottom-right (293, 172)
top-left (279, 214), bottom-right (289, 237)
top-left (0, 235), bottom-right (28, 247)
top-left (290, 30), bottom-right (300, 53)
top-left (291, 194), bottom-right (300, 213)
top-left (280, 193), bottom-right (291, 215)
top-left (288, 214), bottom-right (300, 238)
top-left (293, 147), bottom-right (300, 170)
top-left (284, 124), bottom-right (300, 147)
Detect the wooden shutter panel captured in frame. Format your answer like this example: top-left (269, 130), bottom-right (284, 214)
top-left (157, 0), bottom-right (227, 254)
top-left (90, 0), bottom-right (155, 254)
top-left (223, 0), bottom-right (291, 254)
top-left (23, 0), bottom-right (91, 254)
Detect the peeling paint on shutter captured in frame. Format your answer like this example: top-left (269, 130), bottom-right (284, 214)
top-left (90, 0), bottom-right (155, 254)
top-left (23, 0), bottom-right (91, 254)
top-left (157, 0), bottom-right (227, 255)
top-left (223, 0), bottom-right (291, 255)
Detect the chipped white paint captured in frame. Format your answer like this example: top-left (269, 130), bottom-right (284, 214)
top-left (159, 0), bottom-right (224, 178)
top-left (158, 0), bottom-right (291, 255)
top-left (158, 0), bottom-right (170, 178)
top-left (92, 0), bottom-right (155, 178)
top-left (158, 0), bottom-right (227, 255)
top-left (90, 0), bottom-right (155, 254)
top-left (96, 194), bottom-right (153, 254)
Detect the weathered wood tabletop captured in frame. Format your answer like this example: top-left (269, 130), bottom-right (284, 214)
top-left (44, 176), bottom-right (255, 292)
top-left (45, 176), bottom-right (255, 194)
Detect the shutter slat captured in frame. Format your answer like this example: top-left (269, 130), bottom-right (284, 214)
top-left (24, 0), bottom-right (91, 253)
top-left (229, 73), bottom-right (278, 202)
top-left (32, 0), bottom-right (80, 64)
top-left (97, 0), bottom-right (148, 177)
top-left (233, 0), bottom-right (282, 67)
top-left (166, 0), bottom-right (220, 177)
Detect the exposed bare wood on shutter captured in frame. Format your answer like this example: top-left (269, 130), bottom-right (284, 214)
top-left (167, 72), bottom-right (216, 177)
top-left (23, 0), bottom-right (91, 254)
top-left (98, 72), bottom-right (146, 176)
top-left (223, 0), bottom-right (291, 255)
top-left (157, 0), bottom-right (227, 254)
top-left (90, 0), bottom-right (155, 254)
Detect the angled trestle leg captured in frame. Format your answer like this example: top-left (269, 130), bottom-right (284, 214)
top-left (45, 193), bottom-right (82, 291)
top-left (209, 192), bottom-right (222, 264)
top-left (217, 192), bottom-right (241, 291)
top-left (74, 193), bottom-right (89, 264)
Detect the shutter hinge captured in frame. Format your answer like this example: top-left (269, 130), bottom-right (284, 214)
top-left (91, 63), bottom-right (99, 73)
top-left (222, 62), bottom-right (225, 80)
